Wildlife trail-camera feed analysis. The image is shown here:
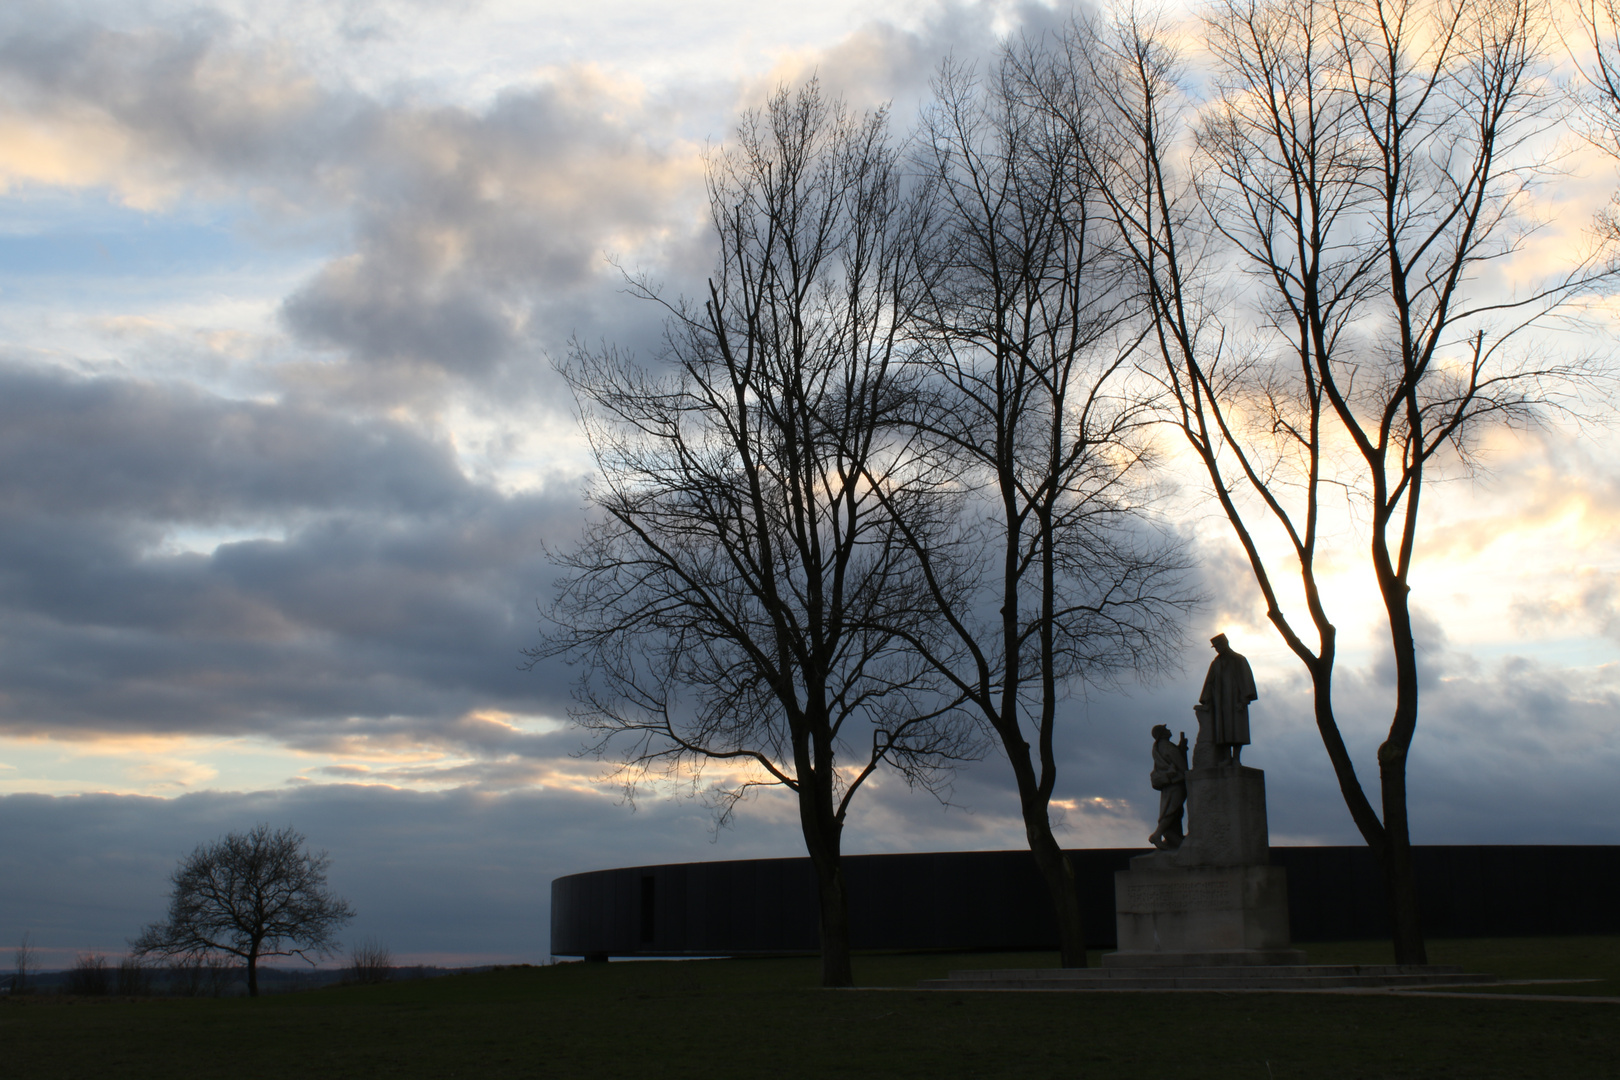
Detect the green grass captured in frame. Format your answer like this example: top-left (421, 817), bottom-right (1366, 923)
top-left (3, 938), bottom-right (1616, 1079)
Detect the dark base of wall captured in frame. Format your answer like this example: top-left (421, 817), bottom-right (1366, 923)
top-left (550, 846), bottom-right (1620, 957)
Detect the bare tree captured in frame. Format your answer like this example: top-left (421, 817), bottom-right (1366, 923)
top-left (166, 955), bottom-right (234, 998)
top-left (888, 55), bottom-right (1197, 968)
top-left (1059, 0), bottom-right (1608, 962)
top-left (131, 824), bottom-right (354, 997)
top-left (1570, 0), bottom-right (1620, 239)
top-left (11, 932), bottom-right (36, 994)
top-left (536, 82), bottom-right (971, 988)
top-left (347, 937), bottom-right (394, 984)
top-left (116, 956), bottom-right (151, 997)
top-left (66, 953), bottom-right (111, 996)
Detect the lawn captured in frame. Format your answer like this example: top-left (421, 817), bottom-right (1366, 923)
top-left (3, 938), bottom-right (1616, 1079)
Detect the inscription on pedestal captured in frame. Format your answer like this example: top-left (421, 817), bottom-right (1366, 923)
top-left (1122, 879), bottom-right (1236, 910)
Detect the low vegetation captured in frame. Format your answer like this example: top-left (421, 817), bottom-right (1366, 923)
top-left (2, 938), bottom-right (1616, 1078)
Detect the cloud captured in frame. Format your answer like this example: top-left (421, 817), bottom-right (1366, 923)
top-left (0, 19), bottom-right (355, 208)
top-left (0, 363), bottom-right (587, 749)
top-left (0, 363), bottom-right (469, 521)
top-left (0, 15), bottom-right (705, 408)
top-left (277, 70), bottom-right (706, 394)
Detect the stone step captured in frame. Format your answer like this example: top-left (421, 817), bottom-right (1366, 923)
top-left (947, 964), bottom-right (1469, 980)
top-left (1103, 949), bottom-right (1307, 968)
top-left (918, 966), bottom-right (1497, 992)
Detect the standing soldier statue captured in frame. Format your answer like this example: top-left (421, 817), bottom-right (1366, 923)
top-left (1199, 633), bottom-right (1258, 766)
top-left (1147, 724), bottom-right (1189, 850)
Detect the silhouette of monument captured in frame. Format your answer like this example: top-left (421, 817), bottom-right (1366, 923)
top-left (1108, 633), bottom-right (1303, 965)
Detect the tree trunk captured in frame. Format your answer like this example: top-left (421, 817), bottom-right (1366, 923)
top-left (1380, 748), bottom-right (1426, 965)
top-left (998, 716), bottom-right (1088, 968)
top-left (795, 749), bottom-right (853, 988)
top-left (246, 952), bottom-right (258, 998)
top-left (1025, 818), bottom-right (1086, 967)
top-left (811, 854), bottom-right (854, 988)
top-left (1375, 539), bottom-right (1427, 965)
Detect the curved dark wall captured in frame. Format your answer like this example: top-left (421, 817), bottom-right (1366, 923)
top-left (550, 846), bottom-right (1620, 957)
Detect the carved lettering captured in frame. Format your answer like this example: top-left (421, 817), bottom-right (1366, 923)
top-left (1122, 880), bottom-right (1237, 910)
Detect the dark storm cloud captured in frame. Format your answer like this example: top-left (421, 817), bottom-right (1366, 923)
top-left (0, 363), bottom-right (469, 519)
top-left (0, 363), bottom-right (580, 740)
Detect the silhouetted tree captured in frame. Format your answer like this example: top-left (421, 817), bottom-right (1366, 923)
top-left (1052, 0), bottom-right (1610, 962)
top-left (886, 53), bottom-right (1197, 968)
top-left (10, 933), bottom-right (35, 995)
top-left (132, 824), bottom-right (354, 997)
top-left (537, 81), bottom-right (972, 988)
top-left (66, 953), bottom-right (110, 996)
top-left (115, 956), bottom-right (151, 996)
top-left (1570, 0), bottom-right (1620, 241)
top-left (347, 937), bottom-right (394, 984)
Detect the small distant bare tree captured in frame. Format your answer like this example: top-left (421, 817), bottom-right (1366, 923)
top-left (347, 937), bottom-right (393, 984)
top-left (166, 957), bottom-right (206, 998)
top-left (201, 955), bottom-right (234, 997)
top-left (166, 955), bottom-right (234, 998)
top-left (131, 824), bottom-right (354, 997)
top-left (11, 933), bottom-right (36, 994)
top-left (116, 957), bottom-right (151, 997)
top-left (66, 953), bottom-right (110, 996)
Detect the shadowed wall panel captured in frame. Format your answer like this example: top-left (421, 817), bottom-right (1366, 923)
top-left (550, 846), bottom-right (1620, 957)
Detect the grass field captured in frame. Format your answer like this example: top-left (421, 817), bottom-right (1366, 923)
top-left (3, 937), bottom-right (1616, 1079)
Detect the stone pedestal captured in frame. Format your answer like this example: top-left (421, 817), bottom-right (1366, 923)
top-left (1110, 762), bottom-right (1302, 966)
top-left (1112, 865), bottom-right (1294, 956)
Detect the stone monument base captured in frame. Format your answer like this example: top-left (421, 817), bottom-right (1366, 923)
top-left (1102, 948), bottom-right (1306, 968)
top-left (1112, 864), bottom-right (1292, 956)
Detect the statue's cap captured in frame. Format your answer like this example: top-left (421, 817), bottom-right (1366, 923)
top-left (1210, 632), bottom-right (1229, 648)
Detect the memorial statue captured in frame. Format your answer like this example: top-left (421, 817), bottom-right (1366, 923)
top-left (1147, 724), bottom-right (1189, 850)
top-left (1191, 703), bottom-right (1215, 769)
top-left (1199, 633), bottom-right (1257, 765)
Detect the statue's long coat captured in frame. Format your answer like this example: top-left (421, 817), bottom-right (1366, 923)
top-left (1199, 650), bottom-right (1258, 746)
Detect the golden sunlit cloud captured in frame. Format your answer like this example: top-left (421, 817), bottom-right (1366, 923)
top-left (0, 109), bottom-right (172, 207)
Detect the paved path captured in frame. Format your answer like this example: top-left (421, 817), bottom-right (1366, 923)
top-left (858, 979), bottom-right (1620, 1004)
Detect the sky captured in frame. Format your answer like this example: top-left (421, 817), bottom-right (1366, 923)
top-left (2, 0), bottom-right (1619, 970)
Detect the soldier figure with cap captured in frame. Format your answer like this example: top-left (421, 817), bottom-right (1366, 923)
top-left (1199, 633), bottom-right (1257, 765)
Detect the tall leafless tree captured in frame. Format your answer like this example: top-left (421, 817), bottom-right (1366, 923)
top-left (536, 82), bottom-right (971, 988)
top-left (1570, 0), bottom-right (1620, 237)
top-left (1047, 0), bottom-right (1608, 962)
top-left (883, 56), bottom-right (1197, 968)
top-left (131, 824), bottom-right (354, 997)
